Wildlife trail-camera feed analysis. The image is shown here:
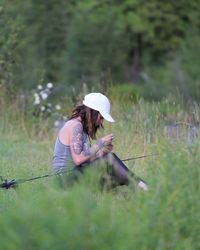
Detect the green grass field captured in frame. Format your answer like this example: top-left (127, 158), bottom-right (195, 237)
top-left (0, 95), bottom-right (200, 250)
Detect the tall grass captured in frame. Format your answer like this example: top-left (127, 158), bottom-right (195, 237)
top-left (0, 89), bottom-right (200, 249)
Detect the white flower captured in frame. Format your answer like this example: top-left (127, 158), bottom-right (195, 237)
top-left (33, 98), bottom-right (40, 105)
top-left (41, 92), bottom-right (48, 100)
top-left (55, 104), bottom-right (61, 110)
top-left (37, 85), bottom-right (43, 90)
top-left (33, 93), bottom-right (40, 105)
top-left (41, 106), bottom-right (46, 112)
top-left (46, 108), bottom-right (51, 113)
top-left (47, 82), bottom-right (53, 89)
top-left (47, 103), bottom-right (52, 107)
top-left (54, 120), bottom-right (60, 127)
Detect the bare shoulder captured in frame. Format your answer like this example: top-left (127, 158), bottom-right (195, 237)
top-left (69, 119), bottom-right (83, 131)
top-left (71, 120), bottom-right (83, 136)
top-left (61, 119), bottom-right (83, 136)
top-left (59, 119), bottom-right (82, 144)
top-left (60, 119), bottom-right (82, 131)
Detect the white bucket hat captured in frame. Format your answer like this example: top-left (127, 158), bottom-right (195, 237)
top-left (83, 93), bottom-right (115, 122)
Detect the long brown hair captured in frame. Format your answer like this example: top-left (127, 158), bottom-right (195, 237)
top-left (69, 105), bottom-right (103, 139)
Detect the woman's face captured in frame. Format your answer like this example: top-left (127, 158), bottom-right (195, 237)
top-left (96, 113), bottom-right (104, 127)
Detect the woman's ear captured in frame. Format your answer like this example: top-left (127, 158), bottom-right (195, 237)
top-left (96, 113), bottom-right (104, 126)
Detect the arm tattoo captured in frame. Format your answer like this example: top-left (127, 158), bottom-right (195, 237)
top-left (89, 139), bottom-right (105, 156)
top-left (72, 123), bottom-right (84, 155)
top-left (82, 133), bottom-right (90, 156)
top-left (95, 139), bottom-right (104, 149)
top-left (72, 123), bottom-right (103, 157)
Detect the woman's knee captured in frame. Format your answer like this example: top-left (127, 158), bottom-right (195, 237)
top-left (102, 152), bottom-right (116, 165)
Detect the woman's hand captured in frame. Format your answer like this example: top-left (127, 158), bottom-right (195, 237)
top-left (100, 134), bottom-right (114, 146)
top-left (94, 134), bottom-right (114, 158)
top-left (96, 142), bottom-right (114, 158)
top-left (97, 144), bottom-right (114, 157)
top-left (103, 143), bottom-right (113, 152)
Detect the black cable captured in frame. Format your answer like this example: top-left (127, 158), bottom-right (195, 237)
top-left (122, 153), bottom-right (159, 162)
top-left (0, 169), bottom-right (74, 189)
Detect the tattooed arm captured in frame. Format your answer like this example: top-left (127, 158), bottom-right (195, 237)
top-left (70, 122), bottom-right (108, 165)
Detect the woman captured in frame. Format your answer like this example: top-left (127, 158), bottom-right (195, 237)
top-left (52, 92), bottom-right (148, 191)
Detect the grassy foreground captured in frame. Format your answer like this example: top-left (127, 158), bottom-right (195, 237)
top-left (0, 96), bottom-right (200, 250)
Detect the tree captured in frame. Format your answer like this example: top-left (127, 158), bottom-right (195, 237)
top-left (64, 0), bottom-right (200, 84)
top-left (116, 0), bottom-right (200, 81)
top-left (0, 0), bottom-right (24, 89)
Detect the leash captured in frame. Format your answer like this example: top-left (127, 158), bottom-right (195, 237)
top-left (0, 153), bottom-right (158, 189)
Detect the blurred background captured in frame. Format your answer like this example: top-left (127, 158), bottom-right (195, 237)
top-left (1, 0), bottom-right (200, 102)
top-left (1, 3), bottom-right (200, 248)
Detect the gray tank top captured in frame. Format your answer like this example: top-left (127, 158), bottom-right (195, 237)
top-left (52, 137), bottom-right (76, 173)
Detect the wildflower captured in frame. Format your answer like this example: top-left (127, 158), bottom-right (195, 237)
top-left (63, 116), bottom-right (68, 121)
top-left (54, 120), bottom-right (60, 127)
top-left (32, 82), bottom-right (65, 122)
top-left (37, 85), bottom-right (43, 90)
top-left (40, 91), bottom-right (48, 100)
top-left (34, 93), bottom-right (39, 98)
top-left (47, 82), bottom-right (53, 89)
top-left (55, 104), bottom-right (61, 110)
top-left (41, 106), bottom-right (46, 112)
top-left (34, 98), bottom-right (40, 105)
top-left (47, 103), bottom-right (52, 108)
top-left (33, 93), bottom-right (40, 105)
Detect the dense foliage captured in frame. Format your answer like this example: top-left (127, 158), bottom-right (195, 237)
top-left (0, 0), bottom-right (200, 99)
